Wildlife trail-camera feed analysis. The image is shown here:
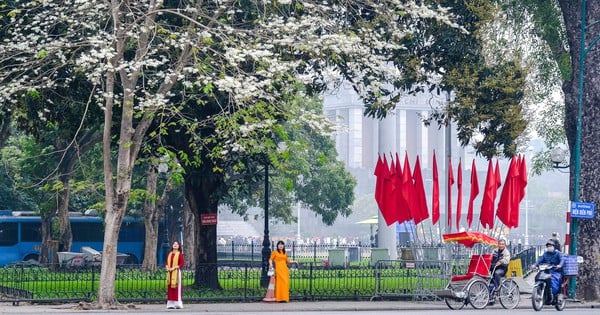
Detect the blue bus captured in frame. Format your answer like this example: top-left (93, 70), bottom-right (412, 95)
top-left (0, 211), bottom-right (161, 267)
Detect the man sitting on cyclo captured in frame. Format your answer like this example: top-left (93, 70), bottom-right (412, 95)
top-left (531, 240), bottom-right (566, 298)
top-left (489, 239), bottom-right (510, 294)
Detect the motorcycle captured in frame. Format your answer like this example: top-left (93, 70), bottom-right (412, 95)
top-left (531, 264), bottom-right (566, 311)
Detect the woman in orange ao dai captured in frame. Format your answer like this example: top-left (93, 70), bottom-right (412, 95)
top-left (269, 240), bottom-right (294, 302)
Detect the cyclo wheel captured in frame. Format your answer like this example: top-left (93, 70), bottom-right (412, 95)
top-left (531, 284), bottom-right (544, 311)
top-left (498, 278), bottom-right (520, 309)
top-left (467, 279), bottom-right (489, 309)
top-left (444, 283), bottom-right (466, 310)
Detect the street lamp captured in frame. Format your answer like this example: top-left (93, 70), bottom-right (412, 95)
top-left (550, 147), bottom-right (569, 170)
top-left (260, 141), bottom-right (287, 288)
top-left (260, 161), bottom-right (271, 288)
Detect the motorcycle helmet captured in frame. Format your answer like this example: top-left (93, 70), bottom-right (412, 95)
top-left (546, 239), bottom-right (555, 246)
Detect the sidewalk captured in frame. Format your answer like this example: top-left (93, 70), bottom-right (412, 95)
top-left (1, 299), bottom-right (598, 313)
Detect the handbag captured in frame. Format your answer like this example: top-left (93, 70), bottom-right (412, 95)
top-left (267, 269), bottom-right (274, 276)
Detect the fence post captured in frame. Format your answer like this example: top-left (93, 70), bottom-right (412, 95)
top-left (91, 265), bottom-right (96, 299)
top-left (309, 262), bottom-right (314, 301)
top-left (251, 240), bottom-right (255, 261)
top-left (231, 241), bottom-right (235, 261)
top-left (292, 241), bottom-right (296, 261)
top-left (313, 243), bottom-right (317, 263)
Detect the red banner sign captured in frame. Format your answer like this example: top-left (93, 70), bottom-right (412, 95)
top-left (201, 213), bottom-right (218, 225)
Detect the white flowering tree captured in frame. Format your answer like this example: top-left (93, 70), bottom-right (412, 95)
top-left (1, 0), bottom-right (461, 307)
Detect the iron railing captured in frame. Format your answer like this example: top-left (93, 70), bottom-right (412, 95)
top-left (0, 245), bottom-right (538, 304)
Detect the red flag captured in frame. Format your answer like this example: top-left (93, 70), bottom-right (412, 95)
top-left (447, 158), bottom-right (454, 230)
top-left (380, 155), bottom-right (397, 226)
top-left (494, 160), bottom-right (502, 199)
top-left (412, 155), bottom-right (429, 225)
top-left (466, 159), bottom-right (479, 228)
top-left (388, 154), bottom-right (402, 224)
top-left (456, 159), bottom-right (463, 229)
top-left (480, 160), bottom-right (495, 229)
top-left (395, 152), bottom-right (411, 224)
top-left (400, 152), bottom-right (416, 224)
top-left (519, 155), bottom-right (528, 202)
top-left (497, 157), bottom-right (521, 228)
top-left (374, 155), bottom-right (385, 211)
top-left (432, 151), bottom-right (440, 225)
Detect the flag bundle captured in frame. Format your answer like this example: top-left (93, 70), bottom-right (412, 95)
top-left (373, 152), bottom-right (430, 226)
top-left (374, 152), bottom-right (528, 233)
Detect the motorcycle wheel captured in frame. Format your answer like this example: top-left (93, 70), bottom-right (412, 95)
top-left (531, 285), bottom-right (544, 311)
top-left (555, 294), bottom-right (566, 311)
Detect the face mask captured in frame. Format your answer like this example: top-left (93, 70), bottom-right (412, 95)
top-left (546, 246), bottom-right (555, 253)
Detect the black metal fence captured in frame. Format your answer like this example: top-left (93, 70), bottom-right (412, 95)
top-left (0, 246), bottom-right (539, 304)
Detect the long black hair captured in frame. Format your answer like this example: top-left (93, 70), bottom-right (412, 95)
top-left (276, 240), bottom-right (286, 254)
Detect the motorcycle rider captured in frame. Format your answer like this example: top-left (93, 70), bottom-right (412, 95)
top-left (531, 240), bottom-right (566, 302)
top-left (489, 239), bottom-right (510, 294)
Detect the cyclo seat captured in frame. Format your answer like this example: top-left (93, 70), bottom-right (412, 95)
top-left (451, 254), bottom-right (493, 282)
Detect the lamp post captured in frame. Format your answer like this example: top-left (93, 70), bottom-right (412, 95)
top-left (260, 161), bottom-right (271, 288)
top-left (158, 158), bottom-right (171, 263)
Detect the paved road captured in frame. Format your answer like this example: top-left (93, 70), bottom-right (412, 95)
top-left (1, 298), bottom-right (598, 314)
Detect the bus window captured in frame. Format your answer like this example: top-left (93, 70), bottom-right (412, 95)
top-left (72, 222), bottom-right (104, 242)
top-left (0, 222), bottom-right (18, 246)
top-left (119, 222), bottom-right (144, 242)
top-left (21, 222), bottom-right (42, 242)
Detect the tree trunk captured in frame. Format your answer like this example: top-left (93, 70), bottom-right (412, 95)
top-left (56, 130), bottom-right (100, 252)
top-left (141, 164), bottom-right (160, 271)
top-left (39, 216), bottom-right (53, 265)
top-left (97, 208), bottom-right (125, 306)
top-left (56, 172), bottom-right (73, 252)
top-left (183, 198), bottom-right (196, 269)
top-left (559, 0), bottom-right (600, 302)
top-left (185, 173), bottom-right (221, 289)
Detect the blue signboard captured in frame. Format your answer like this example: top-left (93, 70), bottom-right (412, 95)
top-left (570, 201), bottom-right (595, 219)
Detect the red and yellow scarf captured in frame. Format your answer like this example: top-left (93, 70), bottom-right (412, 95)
top-left (166, 251), bottom-right (181, 289)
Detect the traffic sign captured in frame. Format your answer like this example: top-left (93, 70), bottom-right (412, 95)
top-left (570, 201), bottom-right (595, 219)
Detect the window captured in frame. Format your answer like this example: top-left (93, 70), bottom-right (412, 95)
top-left (0, 222), bottom-right (18, 246)
top-left (21, 222), bottom-right (42, 242)
top-left (72, 222), bottom-right (104, 242)
top-left (119, 222), bottom-right (145, 242)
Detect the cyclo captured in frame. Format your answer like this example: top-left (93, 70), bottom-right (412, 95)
top-left (436, 231), bottom-right (520, 310)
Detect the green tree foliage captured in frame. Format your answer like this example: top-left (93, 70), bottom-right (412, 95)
top-left (365, 0), bottom-right (529, 159)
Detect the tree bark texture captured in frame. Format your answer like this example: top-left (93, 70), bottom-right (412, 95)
top-left (183, 198), bottom-right (196, 269)
top-left (185, 172), bottom-right (221, 289)
top-left (559, 0), bottom-right (600, 302)
top-left (141, 164), bottom-right (160, 271)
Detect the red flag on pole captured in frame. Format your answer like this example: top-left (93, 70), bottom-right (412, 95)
top-left (494, 160), bottom-right (502, 200)
top-left (395, 152), bottom-right (411, 224)
top-left (432, 151), bottom-right (440, 225)
top-left (448, 158), bottom-right (454, 231)
top-left (480, 160), bottom-right (495, 229)
top-left (389, 154), bottom-right (402, 225)
top-left (456, 159), bottom-right (463, 230)
top-left (519, 155), bottom-right (528, 202)
top-left (466, 159), bottom-right (479, 228)
top-left (374, 155), bottom-right (385, 211)
top-left (412, 155), bottom-right (430, 225)
top-left (400, 152), bottom-right (417, 224)
top-left (380, 155), bottom-right (397, 226)
top-left (497, 157), bottom-right (521, 228)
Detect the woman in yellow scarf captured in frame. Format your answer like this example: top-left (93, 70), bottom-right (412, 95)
top-left (166, 241), bottom-right (184, 309)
